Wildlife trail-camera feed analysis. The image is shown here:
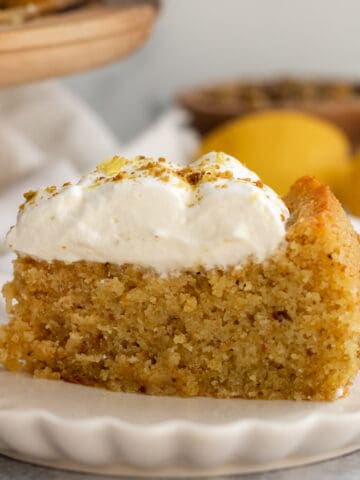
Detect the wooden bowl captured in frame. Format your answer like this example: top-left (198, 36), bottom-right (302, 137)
top-left (179, 78), bottom-right (360, 148)
top-left (0, 0), bottom-right (160, 86)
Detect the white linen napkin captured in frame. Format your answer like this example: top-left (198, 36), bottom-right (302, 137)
top-left (0, 82), bottom-right (121, 174)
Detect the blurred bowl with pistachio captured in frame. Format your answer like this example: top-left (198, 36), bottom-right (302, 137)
top-left (180, 77), bottom-right (360, 149)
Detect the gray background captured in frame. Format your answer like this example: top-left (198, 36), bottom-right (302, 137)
top-left (2, 0), bottom-right (360, 477)
top-left (66, 0), bottom-right (360, 142)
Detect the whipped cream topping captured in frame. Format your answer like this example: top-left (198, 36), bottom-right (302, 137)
top-left (7, 152), bottom-right (289, 273)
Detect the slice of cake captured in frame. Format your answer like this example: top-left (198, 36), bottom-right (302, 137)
top-left (1, 152), bottom-right (359, 400)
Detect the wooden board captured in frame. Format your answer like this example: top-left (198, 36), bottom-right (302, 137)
top-left (0, 0), bottom-right (159, 86)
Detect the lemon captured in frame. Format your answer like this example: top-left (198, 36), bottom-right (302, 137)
top-left (198, 111), bottom-right (350, 196)
top-left (338, 151), bottom-right (360, 216)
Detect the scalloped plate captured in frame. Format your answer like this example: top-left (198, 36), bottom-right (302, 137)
top-left (0, 369), bottom-right (359, 476)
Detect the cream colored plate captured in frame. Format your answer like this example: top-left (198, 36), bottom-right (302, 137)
top-left (0, 0), bottom-right (159, 86)
top-left (0, 369), bottom-right (359, 476)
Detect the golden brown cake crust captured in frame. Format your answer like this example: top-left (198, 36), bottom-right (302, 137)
top-left (1, 177), bottom-right (360, 400)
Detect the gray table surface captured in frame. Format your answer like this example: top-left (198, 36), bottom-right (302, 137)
top-left (0, 450), bottom-right (359, 479)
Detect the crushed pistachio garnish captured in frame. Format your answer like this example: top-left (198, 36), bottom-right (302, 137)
top-left (19, 190), bottom-right (38, 211)
top-left (23, 190), bottom-right (37, 202)
top-left (93, 153), bottom-right (265, 191)
top-left (18, 154), bottom-right (271, 214)
top-left (97, 156), bottom-right (127, 176)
